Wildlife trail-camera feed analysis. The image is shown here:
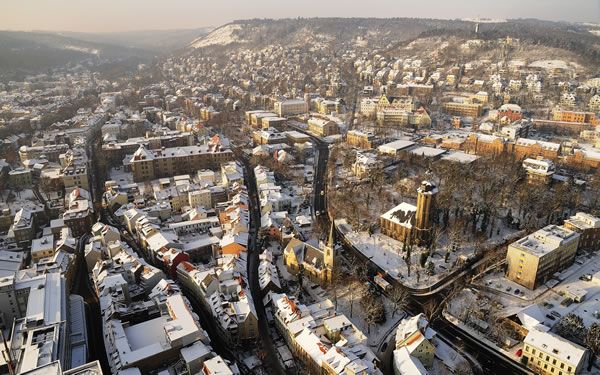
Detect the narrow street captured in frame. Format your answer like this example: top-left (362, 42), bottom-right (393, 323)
top-left (71, 234), bottom-right (110, 374)
top-left (240, 154), bottom-right (285, 375)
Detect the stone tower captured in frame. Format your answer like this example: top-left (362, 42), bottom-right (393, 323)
top-left (323, 221), bottom-right (335, 283)
top-left (415, 181), bottom-right (438, 243)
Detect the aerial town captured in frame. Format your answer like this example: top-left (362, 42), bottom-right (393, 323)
top-left (0, 3), bottom-right (600, 375)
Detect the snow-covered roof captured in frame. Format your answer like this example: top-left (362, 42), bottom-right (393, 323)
top-left (381, 202), bottom-right (417, 228)
top-left (524, 328), bottom-right (587, 368)
top-left (378, 139), bottom-right (415, 154)
top-left (565, 212), bottom-right (600, 230)
top-left (393, 347), bottom-right (428, 375)
top-left (511, 225), bottom-right (579, 258)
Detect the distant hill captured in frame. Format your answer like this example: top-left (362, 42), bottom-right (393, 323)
top-left (58, 28), bottom-right (213, 53)
top-left (186, 18), bottom-right (600, 64)
top-left (0, 31), bottom-right (155, 79)
top-left (188, 18), bottom-right (468, 50)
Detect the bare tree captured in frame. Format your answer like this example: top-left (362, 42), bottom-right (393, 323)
top-left (389, 285), bottom-right (409, 318)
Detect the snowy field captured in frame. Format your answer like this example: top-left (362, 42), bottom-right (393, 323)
top-left (1, 188), bottom-right (43, 212)
top-left (342, 229), bottom-right (466, 289)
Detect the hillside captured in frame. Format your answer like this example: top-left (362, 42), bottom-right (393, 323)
top-left (188, 18), bottom-right (473, 50)
top-left (186, 18), bottom-right (600, 65)
top-left (59, 28), bottom-right (213, 53)
top-left (0, 31), bottom-right (155, 79)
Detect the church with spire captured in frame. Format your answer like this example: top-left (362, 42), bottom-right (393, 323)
top-left (283, 222), bottom-right (336, 285)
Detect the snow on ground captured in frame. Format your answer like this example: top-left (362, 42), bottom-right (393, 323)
top-left (62, 45), bottom-right (99, 55)
top-left (190, 24), bottom-right (245, 48)
top-left (109, 167), bottom-right (134, 186)
top-left (303, 277), bottom-right (406, 348)
top-left (476, 251), bottom-right (600, 330)
top-left (432, 337), bottom-right (470, 373)
top-left (444, 308), bottom-right (520, 361)
top-left (342, 229), bottom-right (462, 288)
top-left (529, 60), bottom-right (573, 71)
top-left (2, 188), bottom-right (42, 212)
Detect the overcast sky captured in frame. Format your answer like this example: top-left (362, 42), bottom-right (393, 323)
top-left (1, 0), bottom-right (599, 33)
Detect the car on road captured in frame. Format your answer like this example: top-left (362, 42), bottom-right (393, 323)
top-left (545, 314), bottom-right (556, 321)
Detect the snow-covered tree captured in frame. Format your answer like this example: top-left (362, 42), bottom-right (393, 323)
top-left (586, 323), bottom-right (600, 368)
top-left (554, 313), bottom-right (586, 343)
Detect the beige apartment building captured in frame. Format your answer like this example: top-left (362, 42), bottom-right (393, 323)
top-left (346, 130), bottom-right (376, 149)
top-left (563, 212), bottom-right (600, 252)
top-left (307, 118), bottom-right (338, 137)
top-left (522, 328), bottom-right (587, 375)
top-left (62, 164), bottom-right (90, 192)
top-left (274, 99), bottom-right (309, 117)
top-left (442, 101), bottom-right (483, 118)
top-left (506, 225), bottom-right (580, 290)
top-left (129, 144), bottom-right (233, 182)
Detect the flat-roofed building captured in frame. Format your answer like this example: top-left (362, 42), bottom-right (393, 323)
top-left (250, 112), bottom-right (278, 128)
top-left (506, 225), bottom-right (580, 290)
top-left (442, 101), bottom-right (483, 118)
top-left (31, 235), bottom-right (55, 262)
top-left (377, 139), bottom-right (415, 156)
top-left (563, 212), bottom-right (600, 252)
top-left (284, 131), bottom-right (311, 144)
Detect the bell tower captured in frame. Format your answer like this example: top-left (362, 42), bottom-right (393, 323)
top-left (323, 221), bottom-right (335, 283)
top-left (415, 181), bottom-right (438, 243)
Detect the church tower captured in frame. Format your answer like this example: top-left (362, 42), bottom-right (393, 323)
top-left (323, 221), bottom-right (335, 283)
top-left (415, 181), bottom-right (438, 243)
